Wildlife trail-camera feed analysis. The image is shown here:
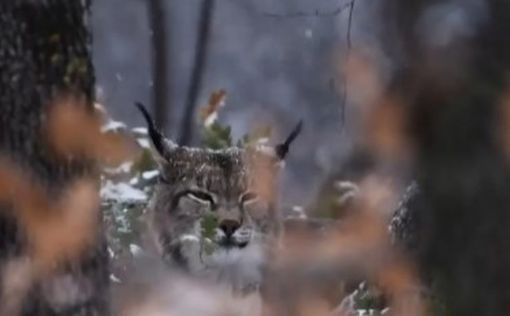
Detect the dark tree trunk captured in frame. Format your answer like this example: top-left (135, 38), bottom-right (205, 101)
top-left (0, 1), bottom-right (109, 315)
top-left (179, 0), bottom-right (215, 146)
top-left (148, 0), bottom-right (170, 133)
top-left (386, 0), bottom-right (510, 315)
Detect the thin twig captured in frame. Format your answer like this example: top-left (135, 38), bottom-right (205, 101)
top-left (259, 0), bottom-right (357, 131)
top-left (338, 0), bottom-right (356, 132)
top-left (260, 1), bottom-right (353, 18)
top-left (346, 0), bottom-right (355, 49)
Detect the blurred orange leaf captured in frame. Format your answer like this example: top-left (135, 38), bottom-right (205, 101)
top-left (47, 95), bottom-right (139, 167)
top-left (0, 160), bottom-right (98, 273)
top-left (199, 89), bottom-right (227, 125)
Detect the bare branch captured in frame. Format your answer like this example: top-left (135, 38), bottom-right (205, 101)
top-left (346, 0), bottom-right (356, 49)
top-left (338, 0), bottom-right (356, 132)
top-left (260, 1), bottom-right (353, 19)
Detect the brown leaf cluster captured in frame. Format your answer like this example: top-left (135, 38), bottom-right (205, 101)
top-left (498, 86), bottom-right (510, 161)
top-left (270, 174), bottom-right (425, 316)
top-left (246, 151), bottom-right (280, 205)
top-left (0, 161), bottom-right (98, 273)
top-left (343, 54), bottom-right (411, 160)
top-left (199, 89), bottom-right (227, 124)
top-left (342, 54), bottom-right (383, 109)
top-left (46, 96), bottom-right (139, 167)
top-left (0, 96), bottom-right (139, 314)
top-left (364, 96), bottom-right (410, 160)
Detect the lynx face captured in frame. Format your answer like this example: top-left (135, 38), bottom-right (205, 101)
top-left (135, 103), bottom-right (302, 291)
top-left (149, 147), bottom-right (282, 271)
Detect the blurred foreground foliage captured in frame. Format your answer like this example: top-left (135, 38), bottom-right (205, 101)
top-left (99, 91), bottom-right (389, 314)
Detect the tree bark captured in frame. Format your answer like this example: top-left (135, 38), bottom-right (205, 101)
top-left (386, 0), bottom-right (510, 315)
top-left (179, 0), bottom-right (215, 146)
top-left (0, 1), bottom-right (109, 315)
top-left (148, 0), bottom-right (170, 133)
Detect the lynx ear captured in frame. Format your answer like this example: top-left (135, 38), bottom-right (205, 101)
top-left (135, 102), bottom-right (177, 160)
top-left (274, 120), bottom-right (303, 160)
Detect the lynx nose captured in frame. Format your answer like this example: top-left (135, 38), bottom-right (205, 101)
top-left (219, 219), bottom-right (240, 238)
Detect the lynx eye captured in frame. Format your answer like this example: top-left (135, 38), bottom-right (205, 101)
top-left (240, 191), bottom-right (259, 205)
top-left (186, 190), bottom-right (215, 205)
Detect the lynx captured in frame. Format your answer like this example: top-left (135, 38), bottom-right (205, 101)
top-left (135, 103), bottom-right (301, 294)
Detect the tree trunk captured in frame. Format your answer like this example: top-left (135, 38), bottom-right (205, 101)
top-left (0, 1), bottom-right (109, 315)
top-left (179, 0), bottom-right (215, 146)
top-left (148, 0), bottom-right (170, 133)
top-left (386, 0), bottom-right (510, 314)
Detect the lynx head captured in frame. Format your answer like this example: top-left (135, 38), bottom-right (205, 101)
top-left (135, 103), bottom-right (302, 280)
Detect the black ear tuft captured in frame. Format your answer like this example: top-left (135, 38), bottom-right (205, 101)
top-left (275, 120), bottom-right (303, 160)
top-left (135, 102), bottom-right (169, 158)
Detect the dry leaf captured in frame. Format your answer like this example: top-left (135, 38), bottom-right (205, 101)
top-left (0, 161), bottom-right (99, 273)
top-left (199, 89), bottom-right (227, 126)
top-left (47, 95), bottom-right (139, 167)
